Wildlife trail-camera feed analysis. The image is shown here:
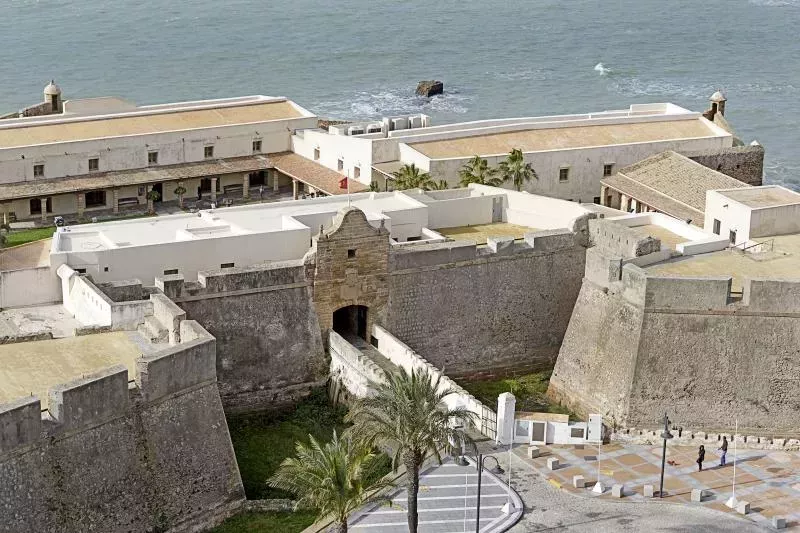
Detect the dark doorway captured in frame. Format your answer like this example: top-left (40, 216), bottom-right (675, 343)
top-left (152, 183), bottom-right (163, 203)
top-left (332, 305), bottom-right (368, 340)
top-left (200, 178), bottom-right (212, 193)
top-left (250, 170), bottom-right (266, 187)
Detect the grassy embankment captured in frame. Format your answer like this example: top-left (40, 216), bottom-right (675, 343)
top-left (213, 390), bottom-right (391, 533)
top-left (460, 370), bottom-right (571, 414)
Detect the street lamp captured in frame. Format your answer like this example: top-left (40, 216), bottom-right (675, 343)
top-left (475, 454), bottom-right (504, 533)
top-left (659, 412), bottom-right (674, 498)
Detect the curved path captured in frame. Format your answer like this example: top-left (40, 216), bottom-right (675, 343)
top-left (501, 447), bottom-right (766, 533)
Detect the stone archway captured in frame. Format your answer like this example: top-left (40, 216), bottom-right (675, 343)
top-left (332, 305), bottom-right (368, 340)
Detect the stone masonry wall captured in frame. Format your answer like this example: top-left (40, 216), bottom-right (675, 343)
top-left (0, 321), bottom-right (245, 533)
top-left (683, 144), bottom-right (764, 186)
top-left (386, 230), bottom-right (586, 377)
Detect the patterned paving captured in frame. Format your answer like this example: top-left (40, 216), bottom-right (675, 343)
top-left (515, 442), bottom-right (800, 530)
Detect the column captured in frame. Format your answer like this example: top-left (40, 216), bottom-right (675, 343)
top-left (292, 179), bottom-right (299, 200)
top-left (620, 194), bottom-right (629, 213)
top-left (600, 185), bottom-right (608, 206)
top-left (210, 177), bottom-right (217, 203)
top-left (112, 188), bottom-right (120, 214)
top-left (630, 199), bottom-right (638, 213)
top-left (242, 172), bottom-right (250, 200)
top-left (40, 197), bottom-right (48, 222)
top-left (272, 169), bottom-right (279, 192)
top-left (146, 185), bottom-right (154, 213)
top-left (76, 192), bottom-right (86, 218)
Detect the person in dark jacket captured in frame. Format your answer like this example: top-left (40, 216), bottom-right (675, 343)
top-left (718, 436), bottom-right (728, 466)
top-left (697, 445), bottom-right (705, 471)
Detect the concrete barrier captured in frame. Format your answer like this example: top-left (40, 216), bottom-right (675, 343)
top-left (547, 457), bottom-right (559, 470)
top-left (527, 446), bottom-right (540, 459)
top-left (643, 484), bottom-right (654, 498)
top-left (611, 484), bottom-right (624, 498)
top-left (573, 475), bottom-right (585, 489)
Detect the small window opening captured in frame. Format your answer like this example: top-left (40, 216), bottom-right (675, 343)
top-left (163, 268), bottom-right (179, 275)
top-left (347, 249), bottom-right (356, 258)
top-left (559, 167), bottom-right (569, 182)
top-left (337, 158), bottom-right (344, 172)
top-left (603, 163), bottom-right (614, 176)
top-left (75, 268), bottom-right (87, 274)
top-left (148, 151), bottom-right (159, 165)
top-left (252, 140), bottom-right (262, 153)
top-left (204, 145), bottom-right (215, 159)
top-left (34, 164), bottom-right (44, 177)
top-left (221, 262), bottom-right (235, 268)
top-left (89, 158), bottom-right (99, 172)
top-left (314, 147), bottom-right (320, 160)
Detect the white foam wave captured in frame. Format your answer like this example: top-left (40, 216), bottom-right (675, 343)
top-left (594, 62), bottom-right (611, 75)
top-left (314, 87), bottom-right (471, 120)
top-left (749, 0), bottom-right (799, 6)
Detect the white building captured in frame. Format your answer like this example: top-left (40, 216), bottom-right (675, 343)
top-left (0, 86), bottom-right (340, 222)
top-left (293, 103), bottom-right (733, 203)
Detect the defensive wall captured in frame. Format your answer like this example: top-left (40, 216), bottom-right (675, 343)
top-left (549, 218), bottom-right (800, 435)
top-left (683, 143), bottom-right (764, 186)
top-left (148, 207), bottom-right (590, 412)
top-left (0, 320), bottom-right (245, 533)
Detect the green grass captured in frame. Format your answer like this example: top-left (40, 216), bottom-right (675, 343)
top-left (459, 370), bottom-right (571, 414)
top-left (211, 510), bottom-right (317, 533)
top-left (227, 389), bottom-right (349, 499)
top-left (4, 226), bottom-right (56, 247)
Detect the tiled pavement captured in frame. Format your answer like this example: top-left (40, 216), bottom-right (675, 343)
top-left (515, 442), bottom-right (800, 530)
top-left (349, 456), bottom-right (523, 532)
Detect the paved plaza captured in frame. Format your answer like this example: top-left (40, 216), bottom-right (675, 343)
top-left (348, 456), bottom-right (523, 532)
top-left (513, 441), bottom-right (799, 530)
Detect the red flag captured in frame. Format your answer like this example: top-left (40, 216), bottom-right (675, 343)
top-left (339, 177), bottom-right (348, 189)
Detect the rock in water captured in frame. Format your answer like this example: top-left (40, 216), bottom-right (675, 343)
top-left (416, 80), bottom-right (444, 97)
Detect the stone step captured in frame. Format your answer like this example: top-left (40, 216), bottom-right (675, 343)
top-left (138, 315), bottom-right (168, 344)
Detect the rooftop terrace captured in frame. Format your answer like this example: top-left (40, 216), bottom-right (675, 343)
top-left (717, 186), bottom-right (800, 208)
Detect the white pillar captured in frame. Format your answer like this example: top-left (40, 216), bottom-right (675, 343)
top-left (600, 185), bottom-right (608, 206)
top-left (292, 179), bottom-right (299, 200)
top-left (210, 177), bottom-right (218, 202)
top-left (496, 392), bottom-right (516, 446)
top-left (242, 173), bottom-right (250, 200)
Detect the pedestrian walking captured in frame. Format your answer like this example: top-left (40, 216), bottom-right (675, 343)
top-left (697, 445), bottom-right (705, 471)
top-left (259, 184), bottom-right (264, 200)
top-left (718, 436), bottom-right (728, 466)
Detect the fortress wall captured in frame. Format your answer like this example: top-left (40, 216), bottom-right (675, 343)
top-left (683, 144), bottom-right (764, 186)
top-left (743, 278), bottom-right (800, 313)
top-left (644, 275), bottom-right (732, 310)
top-left (547, 281), bottom-right (644, 423)
top-left (627, 311), bottom-right (800, 434)
top-left (163, 263), bottom-right (326, 413)
top-left (589, 218), bottom-right (661, 258)
top-left (0, 325), bottom-right (244, 533)
top-left (386, 230), bottom-right (586, 377)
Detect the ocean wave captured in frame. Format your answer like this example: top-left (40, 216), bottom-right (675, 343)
top-left (594, 62), bottom-right (611, 76)
top-left (749, 0), bottom-right (799, 7)
top-left (314, 87), bottom-right (471, 120)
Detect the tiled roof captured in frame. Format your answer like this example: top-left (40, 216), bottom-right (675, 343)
top-left (270, 152), bottom-right (368, 195)
top-left (601, 173), bottom-right (703, 224)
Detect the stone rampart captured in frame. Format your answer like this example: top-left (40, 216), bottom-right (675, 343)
top-left (0, 322), bottom-right (245, 533)
top-left (742, 278), bottom-right (800, 313)
top-left (329, 331), bottom-right (386, 398)
top-left (159, 262), bottom-right (325, 413)
top-left (589, 218), bottom-right (661, 258)
top-left (683, 144), bottom-right (764, 186)
top-left (386, 229), bottom-right (586, 377)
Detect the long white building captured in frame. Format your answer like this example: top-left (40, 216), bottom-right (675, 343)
top-left (293, 102), bottom-right (734, 203)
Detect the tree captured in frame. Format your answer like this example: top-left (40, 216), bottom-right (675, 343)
top-left (391, 163), bottom-right (435, 191)
top-left (458, 155), bottom-right (503, 187)
top-left (268, 431), bottom-right (392, 533)
top-left (499, 148), bottom-right (538, 192)
top-left (348, 367), bottom-right (476, 533)
top-left (173, 184), bottom-right (187, 208)
top-left (427, 179), bottom-right (449, 191)
top-left (145, 188), bottom-right (161, 214)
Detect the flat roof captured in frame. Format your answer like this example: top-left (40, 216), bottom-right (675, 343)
top-left (0, 98), bottom-right (302, 148)
top-left (645, 232), bottom-right (800, 292)
top-left (408, 119), bottom-right (721, 159)
top-left (629, 224), bottom-right (688, 251)
top-left (437, 223), bottom-right (534, 245)
top-left (0, 331), bottom-right (142, 408)
top-left (717, 186), bottom-right (800, 208)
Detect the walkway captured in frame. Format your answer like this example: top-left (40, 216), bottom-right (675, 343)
top-left (348, 456), bottom-right (523, 533)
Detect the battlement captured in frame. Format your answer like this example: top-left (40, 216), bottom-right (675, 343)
top-left (743, 278), bottom-right (800, 313)
top-left (0, 396), bottom-right (42, 455)
top-left (589, 218), bottom-right (661, 258)
top-left (155, 260), bottom-right (308, 299)
top-left (620, 264), bottom-right (733, 309)
top-left (48, 365), bottom-right (130, 434)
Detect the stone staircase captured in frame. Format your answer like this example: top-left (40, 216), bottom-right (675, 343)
top-left (138, 315), bottom-right (169, 344)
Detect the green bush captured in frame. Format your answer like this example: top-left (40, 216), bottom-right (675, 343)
top-left (211, 510), bottom-right (317, 533)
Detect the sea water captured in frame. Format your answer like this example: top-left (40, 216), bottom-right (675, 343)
top-left (1, 0), bottom-right (798, 188)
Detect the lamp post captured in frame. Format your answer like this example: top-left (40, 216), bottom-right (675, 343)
top-left (659, 412), bottom-right (674, 498)
top-left (475, 454), bottom-right (504, 533)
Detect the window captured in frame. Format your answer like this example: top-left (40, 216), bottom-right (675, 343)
top-left (337, 158), bottom-right (344, 172)
top-left (29, 198), bottom-right (51, 215)
top-left (75, 268), bottom-right (87, 274)
top-left (163, 268), bottom-right (179, 275)
top-left (33, 164), bottom-right (44, 177)
top-left (220, 262), bottom-right (235, 268)
top-left (354, 166), bottom-right (361, 180)
top-left (570, 427), bottom-right (585, 439)
top-left (313, 147), bottom-right (320, 161)
top-left (347, 249), bottom-right (356, 258)
top-left (103, 266), bottom-right (109, 272)
top-left (713, 219), bottom-right (721, 235)
top-left (603, 163), bottom-right (614, 176)
top-left (729, 230), bottom-right (737, 244)
top-left (593, 196), bottom-right (601, 204)
top-left (148, 151), bottom-right (159, 165)
top-left (85, 190), bottom-right (106, 208)
top-left (204, 145), bottom-right (215, 159)
top-left (559, 167), bottom-right (569, 182)
top-left (252, 140), bottom-right (262, 153)
top-left (89, 158), bottom-right (99, 172)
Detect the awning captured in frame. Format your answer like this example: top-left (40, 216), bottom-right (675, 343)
top-left (269, 152), bottom-right (369, 195)
top-left (0, 155), bottom-right (272, 202)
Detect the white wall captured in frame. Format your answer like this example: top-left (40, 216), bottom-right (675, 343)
top-left (424, 195), bottom-right (495, 229)
top-left (704, 190), bottom-right (753, 245)
top-left (480, 185), bottom-right (589, 230)
top-left (0, 266), bottom-right (60, 308)
top-left (292, 129), bottom-right (374, 186)
top-left (750, 203), bottom-right (800, 238)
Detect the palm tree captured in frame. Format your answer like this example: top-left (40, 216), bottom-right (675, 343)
top-left (391, 163), bottom-right (434, 190)
top-left (499, 148), bottom-right (538, 192)
top-left (145, 188), bottom-right (161, 214)
top-left (458, 155), bottom-right (503, 187)
top-left (173, 184), bottom-right (187, 208)
top-left (427, 179), bottom-right (449, 191)
top-left (348, 367), bottom-right (476, 533)
top-left (269, 431), bottom-right (392, 533)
